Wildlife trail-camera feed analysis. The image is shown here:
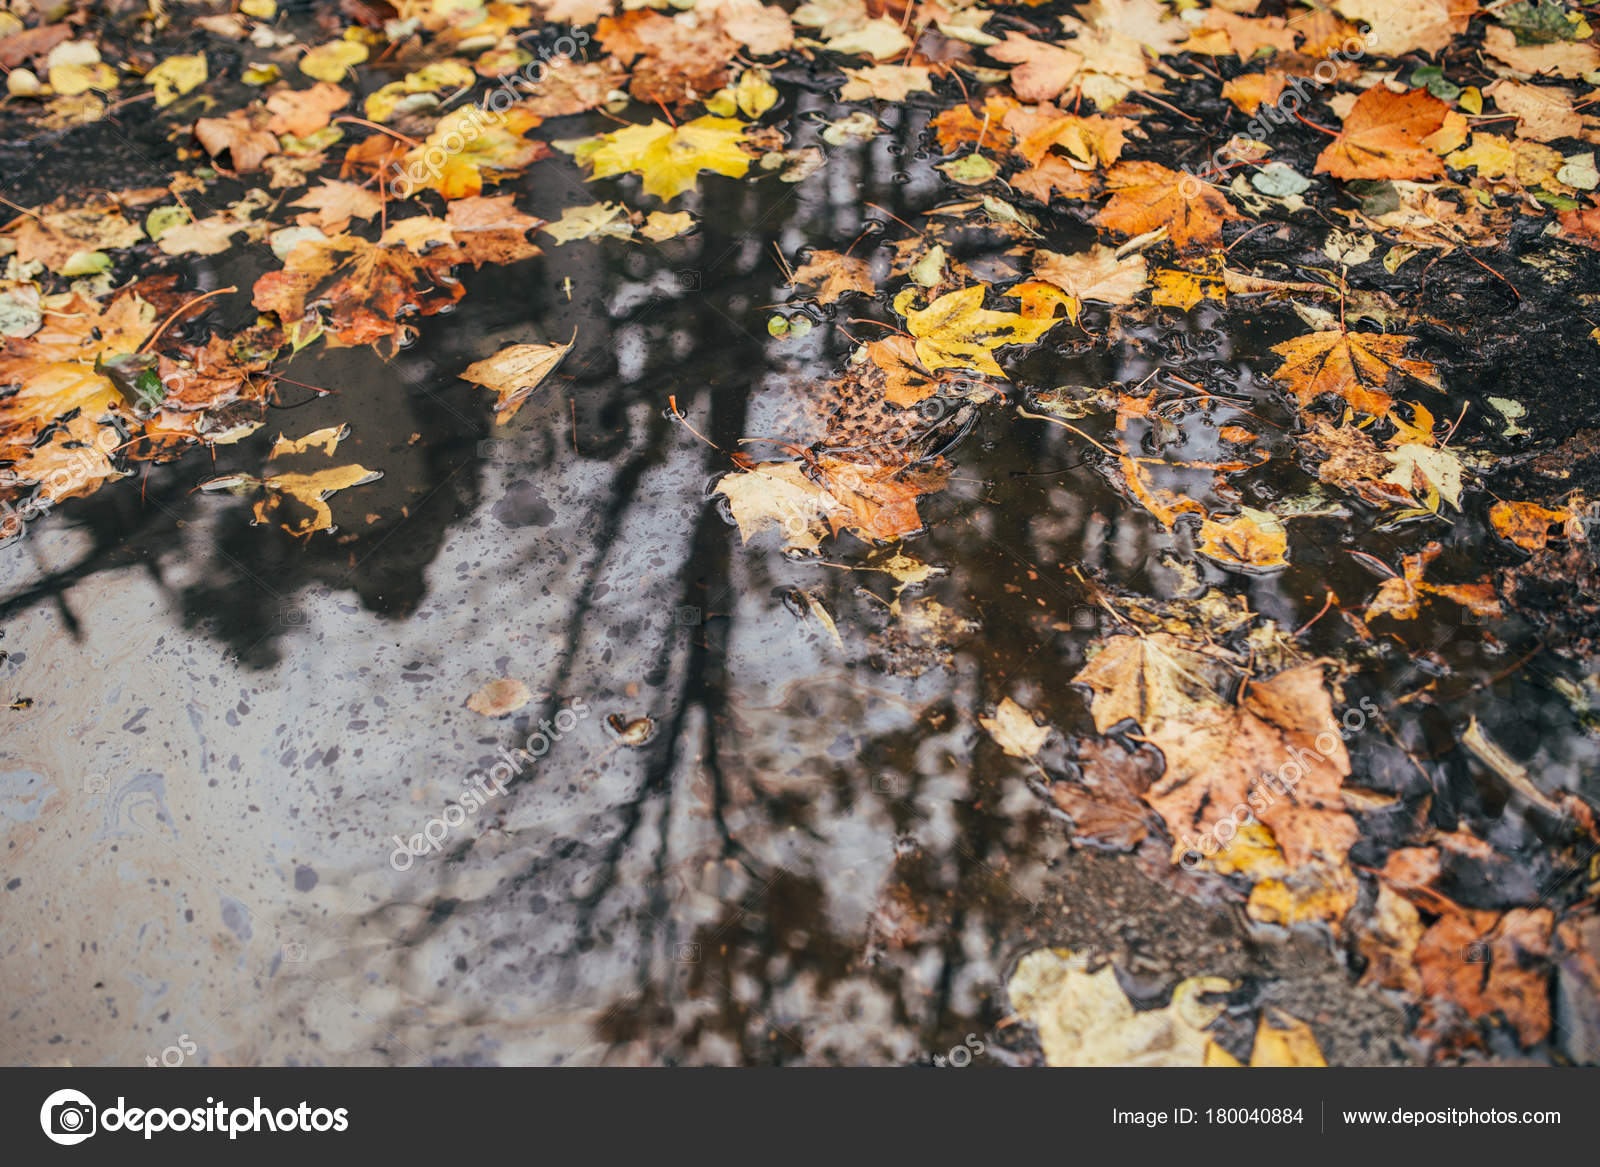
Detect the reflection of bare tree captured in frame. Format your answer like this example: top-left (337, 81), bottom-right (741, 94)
top-left (338, 105), bottom-right (1124, 1064)
top-left (334, 103), bottom-right (1407, 1068)
top-left (1, 97), bottom-right (1428, 1068)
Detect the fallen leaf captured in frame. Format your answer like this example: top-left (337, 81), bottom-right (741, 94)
top-left (839, 65), bottom-right (932, 102)
top-left (1490, 499), bottom-right (1573, 550)
top-left (291, 179), bottom-right (383, 234)
top-left (252, 235), bottom-right (465, 351)
top-left (146, 53), bottom-right (207, 106)
top-left (1031, 244), bottom-right (1147, 324)
top-left (1383, 442), bottom-right (1464, 513)
top-left (252, 464), bottom-right (383, 535)
top-left (195, 108), bottom-right (281, 172)
top-left (1333, 0), bottom-right (1477, 55)
top-left (300, 39), bottom-right (368, 83)
top-left (1247, 1011), bottom-right (1327, 1067)
top-left (403, 106), bottom-right (546, 199)
top-left (1221, 70), bottom-right (1287, 115)
top-left (1366, 541), bottom-right (1499, 620)
top-left (1483, 23), bottom-right (1599, 78)
top-left (988, 33), bottom-right (1084, 103)
top-left (269, 425), bottom-right (349, 458)
top-left (542, 201), bottom-right (636, 244)
top-left (1197, 507), bottom-right (1289, 570)
top-left (265, 81), bottom-right (349, 137)
top-left (790, 250), bottom-right (875, 303)
top-left (1316, 87), bottom-right (1450, 181)
top-left (461, 338), bottom-right (574, 422)
top-left (980, 697), bottom-right (1050, 758)
top-left (1008, 950), bottom-right (1232, 1067)
top-left (824, 16), bottom-right (912, 60)
top-left (896, 285), bottom-right (1059, 376)
top-left (1270, 328), bottom-right (1440, 417)
top-left (1073, 632), bottom-right (1229, 734)
top-left (581, 116), bottom-right (750, 201)
top-left (1095, 161), bottom-right (1241, 251)
top-left (467, 677), bottom-right (533, 717)
top-left (639, 210), bottom-right (694, 242)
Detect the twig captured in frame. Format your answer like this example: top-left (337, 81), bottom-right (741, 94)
top-left (333, 117), bottom-right (422, 148)
top-left (137, 286), bottom-right (238, 353)
top-left (1015, 406), bottom-right (1119, 457)
top-left (668, 395), bottom-right (722, 450)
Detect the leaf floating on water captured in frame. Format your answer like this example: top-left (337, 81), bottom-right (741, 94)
top-left (896, 285), bottom-right (1059, 377)
top-left (1489, 499), bottom-right (1574, 550)
top-left (251, 464), bottom-right (383, 535)
top-left (466, 677), bottom-right (533, 718)
top-left (979, 697), bottom-right (1050, 759)
top-left (788, 249), bottom-right (875, 304)
top-left (269, 425), bottom-right (349, 459)
top-left (1007, 949), bottom-right (1233, 1067)
top-left (578, 116), bottom-right (751, 201)
top-left (1270, 329), bottom-right (1440, 418)
top-left (799, 590), bottom-right (844, 651)
top-left (639, 210), bottom-right (695, 242)
top-left (460, 337), bottom-right (575, 423)
top-left (541, 201), bottom-right (636, 245)
top-left (607, 714), bottom-right (656, 747)
top-left (1197, 507), bottom-right (1289, 571)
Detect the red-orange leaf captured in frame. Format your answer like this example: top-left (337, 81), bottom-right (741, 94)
top-left (1315, 87), bottom-right (1449, 181)
top-left (1094, 161), bottom-right (1239, 251)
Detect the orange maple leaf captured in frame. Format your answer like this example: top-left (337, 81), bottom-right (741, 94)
top-left (1315, 87), bottom-right (1449, 181)
top-left (929, 97), bottom-right (1019, 153)
top-left (252, 236), bottom-right (464, 352)
top-left (1270, 329), bottom-right (1440, 416)
top-left (1094, 161), bottom-right (1240, 251)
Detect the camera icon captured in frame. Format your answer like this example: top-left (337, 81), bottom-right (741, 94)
top-left (477, 438), bottom-right (508, 460)
top-left (279, 601), bottom-right (307, 628)
top-left (674, 942), bottom-right (701, 963)
top-left (1462, 940), bottom-right (1491, 964)
top-left (674, 606), bottom-right (702, 626)
top-left (82, 772), bottom-right (109, 794)
top-left (282, 941), bottom-right (308, 963)
top-left (873, 775), bottom-right (900, 795)
top-left (674, 270), bottom-right (701, 292)
top-left (40, 1089), bottom-right (97, 1145)
top-left (1068, 605), bottom-right (1100, 631)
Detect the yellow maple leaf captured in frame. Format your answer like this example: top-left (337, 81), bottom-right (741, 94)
top-left (404, 107), bottom-right (545, 199)
top-left (145, 54), bottom-right (207, 107)
top-left (583, 116), bottom-right (750, 202)
top-left (1270, 329), bottom-right (1439, 417)
top-left (1150, 256), bottom-right (1226, 312)
top-left (895, 285), bottom-right (1059, 376)
top-left (1197, 507), bottom-right (1289, 571)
